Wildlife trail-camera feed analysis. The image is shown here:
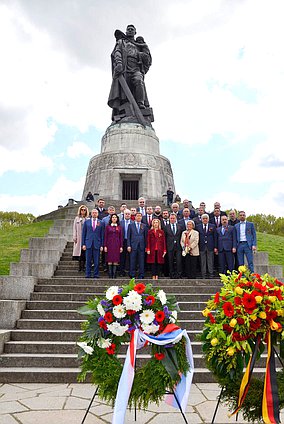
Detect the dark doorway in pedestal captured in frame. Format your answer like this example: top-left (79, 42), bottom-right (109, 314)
top-left (123, 181), bottom-right (139, 200)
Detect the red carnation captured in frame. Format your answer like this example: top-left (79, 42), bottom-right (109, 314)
top-left (106, 343), bottom-right (116, 355)
top-left (266, 310), bottom-right (277, 321)
top-left (214, 292), bottom-right (220, 304)
top-left (208, 312), bottom-right (216, 324)
top-left (249, 318), bottom-right (261, 332)
top-left (234, 297), bottom-right (242, 306)
top-left (223, 324), bottom-right (233, 333)
top-left (127, 309), bottom-right (136, 315)
top-left (242, 293), bottom-right (256, 311)
top-left (237, 317), bottom-right (245, 325)
top-left (223, 302), bottom-right (234, 317)
top-left (112, 295), bottom-right (123, 305)
top-left (154, 352), bottom-right (165, 361)
top-left (104, 312), bottom-right (113, 323)
top-left (155, 311), bottom-right (165, 323)
top-left (145, 295), bottom-right (155, 305)
top-left (99, 320), bottom-right (107, 330)
top-left (134, 283), bottom-right (146, 294)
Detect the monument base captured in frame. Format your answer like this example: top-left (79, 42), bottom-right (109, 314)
top-left (82, 123), bottom-right (175, 201)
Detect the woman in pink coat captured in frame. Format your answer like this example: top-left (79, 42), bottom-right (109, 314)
top-left (104, 214), bottom-right (123, 279)
top-left (72, 205), bottom-right (89, 272)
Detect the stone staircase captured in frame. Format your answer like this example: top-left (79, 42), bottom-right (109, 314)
top-left (0, 204), bottom-right (282, 384)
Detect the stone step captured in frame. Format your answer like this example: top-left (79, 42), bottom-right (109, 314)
top-left (30, 292), bottom-right (213, 302)
top-left (16, 319), bottom-right (205, 331)
top-left (40, 277), bottom-right (221, 286)
top-left (33, 284), bottom-right (218, 295)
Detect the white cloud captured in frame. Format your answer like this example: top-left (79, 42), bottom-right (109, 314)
top-left (67, 141), bottom-right (94, 159)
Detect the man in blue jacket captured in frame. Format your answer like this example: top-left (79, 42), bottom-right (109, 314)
top-left (127, 212), bottom-right (147, 279)
top-left (196, 214), bottom-right (217, 279)
top-left (234, 211), bottom-right (257, 272)
top-left (82, 209), bottom-right (104, 279)
top-left (216, 215), bottom-right (236, 274)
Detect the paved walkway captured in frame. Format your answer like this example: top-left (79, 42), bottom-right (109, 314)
top-left (2, 382), bottom-right (283, 424)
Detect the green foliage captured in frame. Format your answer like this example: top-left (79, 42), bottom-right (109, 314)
top-left (247, 213), bottom-right (284, 236)
top-left (0, 211), bottom-right (35, 228)
top-left (0, 220), bottom-right (53, 274)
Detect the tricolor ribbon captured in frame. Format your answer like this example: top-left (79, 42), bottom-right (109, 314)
top-left (112, 325), bottom-right (194, 424)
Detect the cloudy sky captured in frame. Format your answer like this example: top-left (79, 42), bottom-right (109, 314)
top-left (0, 0), bottom-right (283, 217)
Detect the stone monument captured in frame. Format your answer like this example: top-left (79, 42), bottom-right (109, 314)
top-left (82, 24), bottom-right (175, 201)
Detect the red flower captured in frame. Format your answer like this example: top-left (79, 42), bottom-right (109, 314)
top-left (159, 324), bottom-right (165, 332)
top-left (106, 343), bottom-right (116, 355)
top-left (266, 309), bottom-right (277, 321)
top-left (237, 317), bottom-right (245, 325)
top-left (249, 318), bottom-right (261, 332)
top-left (236, 272), bottom-right (242, 281)
top-left (223, 302), bottom-right (234, 317)
top-left (214, 292), bottom-right (220, 304)
top-left (155, 311), bottom-right (165, 323)
top-left (112, 295), bottom-right (123, 305)
top-left (242, 293), bottom-right (256, 311)
top-left (234, 297), bottom-right (242, 306)
top-left (145, 295), bottom-right (155, 305)
top-left (154, 353), bottom-right (165, 361)
top-left (134, 283), bottom-right (146, 294)
top-left (104, 312), bottom-right (113, 323)
top-left (223, 324), bottom-right (233, 333)
top-left (99, 320), bottom-right (107, 330)
top-left (127, 309), bottom-right (136, 315)
top-left (208, 312), bottom-right (216, 324)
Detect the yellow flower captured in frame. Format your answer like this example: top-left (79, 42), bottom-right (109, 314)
top-left (227, 346), bottom-right (235, 356)
top-left (211, 338), bottom-right (219, 346)
top-left (238, 265), bottom-right (247, 273)
top-left (255, 296), bottom-right (263, 304)
top-left (268, 296), bottom-right (277, 303)
top-left (235, 286), bottom-right (243, 295)
top-left (259, 311), bottom-right (267, 319)
top-left (250, 315), bottom-right (257, 321)
top-left (270, 320), bottom-right (279, 331)
top-left (277, 309), bottom-right (284, 317)
top-left (229, 318), bottom-right (237, 328)
top-left (202, 308), bottom-right (210, 317)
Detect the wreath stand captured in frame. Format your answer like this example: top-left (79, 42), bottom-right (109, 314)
top-left (80, 387), bottom-right (189, 424)
top-left (210, 346), bottom-right (284, 424)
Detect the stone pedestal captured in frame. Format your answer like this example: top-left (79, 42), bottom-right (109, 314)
top-left (82, 123), bottom-right (175, 201)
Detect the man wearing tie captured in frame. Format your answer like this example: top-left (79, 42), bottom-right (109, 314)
top-left (164, 213), bottom-right (183, 279)
top-left (210, 208), bottom-right (222, 228)
top-left (136, 197), bottom-right (146, 216)
top-left (234, 211), bottom-right (257, 272)
top-left (142, 206), bottom-right (154, 228)
top-left (216, 215), bottom-right (236, 274)
top-left (120, 209), bottom-right (132, 276)
top-left (197, 214), bottom-right (217, 279)
top-left (127, 212), bottom-right (148, 279)
top-left (82, 209), bottom-right (104, 279)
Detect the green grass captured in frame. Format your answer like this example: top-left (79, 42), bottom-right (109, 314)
top-left (0, 220), bottom-right (53, 275)
top-left (257, 231), bottom-right (284, 272)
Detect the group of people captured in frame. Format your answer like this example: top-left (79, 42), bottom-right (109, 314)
top-left (72, 197), bottom-right (257, 280)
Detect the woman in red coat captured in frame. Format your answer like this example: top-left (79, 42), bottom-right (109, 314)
top-left (146, 218), bottom-right (166, 280)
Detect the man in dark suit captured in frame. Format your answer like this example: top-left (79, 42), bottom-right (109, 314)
top-left (197, 214), bottom-right (217, 279)
top-left (120, 209), bottom-right (132, 276)
top-left (127, 212), bottom-right (148, 279)
top-left (209, 202), bottom-right (227, 219)
top-left (136, 197), bottom-right (146, 216)
top-left (82, 209), bottom-right (104, 279)
top-left (193, 207), bottom-right (205, 226)
top-left (164, 213), bottom-right (183, 279)
top-left (234, 211), bottom-right (257, 272)
top-left (161, 210), bottom-right (170, 229)
top-left (178, 208), bottom-right (192, 231)
top-left (228, 209), bottom-right (240, 226)
top-left (96, 198), bottom-right (108, 220)
top-left (209, 208), bottom-right (223, 228)
top-left (216, 215), bottom-right (236, 274)
top-left (142, 206), bottom-right (154, 228)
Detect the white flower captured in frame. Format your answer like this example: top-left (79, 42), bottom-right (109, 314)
top-left (97, 337), bottom-right (112, 349)
top-left (77, 341), bottom-right (94, 355)
top-left (140, 309), bottom-right (155, 325)
top-left (97, 303), bottom-right (105, 316)
top-left (157, 290), bottom-right (167, 305)
top-left (106, 286), bottom-right (119, 300)
top-left (107, 322), bottom-right (129, 337)
top-left (169, 310), bottom-right (177, 323)
top-left (113, 304), bottom-right (127, 319)
top-left (123, 290), bottom-right (142, 312)
top-left (142, 323), bottom-right (160, 334)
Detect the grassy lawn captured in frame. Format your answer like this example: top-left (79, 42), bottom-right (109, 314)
top-left (257, 232), bottom-right (284, 272)
top-left (0, 220), bottom-right (53, 275)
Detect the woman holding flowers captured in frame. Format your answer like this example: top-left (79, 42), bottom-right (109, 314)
top-left (180, 220), bottom-right (199, 278)
top-left (72, 204), bottom-right (89, 272)
top-left (146, 218), bottom-right (166, 280)
top-left (104, 214), bottom-right (123, 279)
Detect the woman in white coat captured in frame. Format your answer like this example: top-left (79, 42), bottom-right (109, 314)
top-left (72, 205), bottom-right (89, 272)
top-left (180, 220), bottom-right (199, 279)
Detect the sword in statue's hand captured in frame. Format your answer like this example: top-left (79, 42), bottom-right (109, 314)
top-left (117, 74), bottom-right (146, 128)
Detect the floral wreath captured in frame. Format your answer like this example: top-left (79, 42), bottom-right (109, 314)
top-left (200, 266), bottom-right (284, 423)
top-left (77, 279), bottom-right (190, 410)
